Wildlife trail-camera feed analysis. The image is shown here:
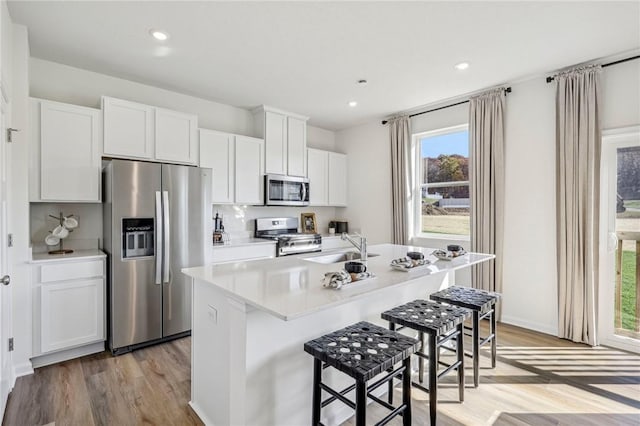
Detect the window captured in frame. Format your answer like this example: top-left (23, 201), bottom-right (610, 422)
top-left (414, 125), bottom-right (470, 237)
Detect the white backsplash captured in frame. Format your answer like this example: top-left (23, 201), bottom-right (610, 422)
top-left (210, 204), bottom-right (345, 239)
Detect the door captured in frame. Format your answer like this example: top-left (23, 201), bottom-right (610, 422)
top-left (162, 164), bottom-right (208, 337)
top-left (109, 160), bottom-right (162, 350)
top-left (599, 128), bottom-right (640, 353)
top-left (287, 116), bottom-right (307, 177)
top-left (200, 129), bottom-right (234, 204)
top-left (102, 97), bottom-right (154, 160)
top-left (40, 100), bottom-right (100, 201)
top-left (0, 94), bottom-right (12, 417)
top-left (155, 108), bottom-right (198, 165)
top-left (264, 111), bottom-right (287, 175)
top-left (235, 135), bottom-right (263, 205)
top-left (307, 148), bottom-right (328, 206)
top-left (328, 152), bottom-right (348, 206)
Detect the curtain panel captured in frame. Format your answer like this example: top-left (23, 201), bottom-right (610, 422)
top-left (469, 89), bottom-right (506, 313)
top-left (556, 65), bottom-right (602, 346)
top-left (389, 116), bottom-right (412, 245)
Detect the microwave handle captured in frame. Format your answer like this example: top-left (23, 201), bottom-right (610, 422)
top-left (301, 182), bottom-right (307, 202)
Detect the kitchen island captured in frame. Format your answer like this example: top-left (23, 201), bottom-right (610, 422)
top-left (182, 244), bottom-right (494, 426)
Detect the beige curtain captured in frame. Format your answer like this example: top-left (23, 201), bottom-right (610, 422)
top-left (389, 116), bottom-right (412, 245)
top-left (556, 65), bottom-right (602, 346)
top-left (469, 89), bottom-right (506, 310)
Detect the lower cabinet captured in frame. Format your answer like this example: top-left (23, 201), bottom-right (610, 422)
top-left (32, 255), bottom-right (106, 365)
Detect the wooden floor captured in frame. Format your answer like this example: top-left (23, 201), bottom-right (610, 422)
top-left (3, 323), bottom-right (640, 426)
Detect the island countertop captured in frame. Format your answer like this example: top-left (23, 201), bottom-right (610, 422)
top-left (182, 243), bottom-right (494, 321)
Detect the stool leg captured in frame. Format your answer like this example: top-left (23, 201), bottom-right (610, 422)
top-left (312, 358), bottom-right (322, 425)
top-left (472, 310), bottom-right (480, 388)
top-left (457, 323), bottom-right (465, 402)
top-left (402, 356), bottom-right (412, 426)
top-left (355, 379), bottom-right (367, 426)
top-left (387, 321), bottom-right (396, 405)
top-left (418, 331), bottom-right (425, 383)
top-left (428, 333), bottom-right (437, 425)
top-left (491, 305), bottom-right (497, 368)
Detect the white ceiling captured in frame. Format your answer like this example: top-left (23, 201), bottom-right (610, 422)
top-left (7, 1), bottom-right (640, 130)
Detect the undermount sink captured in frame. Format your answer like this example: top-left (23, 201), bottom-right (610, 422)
top-left (303, 251), bottom-right (379, 264)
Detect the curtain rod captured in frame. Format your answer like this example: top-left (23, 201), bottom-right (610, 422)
top-left (381, 87), bottom-right (512, 125)
top-left (545, 54), bottom-right (640, 83)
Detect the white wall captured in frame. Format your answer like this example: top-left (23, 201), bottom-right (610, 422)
top-left (336, 57), bottom-right (640, 336)
top-left (335, 121), bottom-right (392, 244)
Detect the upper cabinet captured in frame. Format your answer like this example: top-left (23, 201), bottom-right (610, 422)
top-left (200, 129), bottom-right (264, 205)
top-left (102, 96), bottom-right (198, 165)
top-left (30, 98), bottom-right (102, 202)
top-left (306, 148), bottom-right (347, 207)
top-left (253, 105), bottom-right (308, 177)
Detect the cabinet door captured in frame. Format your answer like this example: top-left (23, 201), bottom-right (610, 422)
top-left (155, 108), bottom-right (198, 164)
top-left (40, 101), bottom-right (101, 202)
top-left (102, 97), bottom-right (154, 159)
top-left (200, 129), bottom-right (234, 204)
top-left (307, 148), bottom-right (328, 206)
top-left (235, 135), bottom-right (264, 205)
top-left (328, 152), bottom-right (348, 206)
top-left (40, 278), bottom-right (104, 354)
top-left (287, 117), bottom-right (307, 177)
top-left (264, 111), bottom-right (287, 175)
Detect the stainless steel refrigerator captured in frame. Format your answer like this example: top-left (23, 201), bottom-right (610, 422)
top-left (103, 159), bottom-right (210, 354)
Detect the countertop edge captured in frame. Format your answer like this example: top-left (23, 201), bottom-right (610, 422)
top-left (29, 249), bottom-right (107, 264)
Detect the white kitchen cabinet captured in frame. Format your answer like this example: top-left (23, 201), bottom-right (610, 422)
top-left (102, 96), bottom-right (198, 165)
top-left (306, 148), bottom-right (347, 207)
top-left (31, 253), bottom-right (106, 365)
top-left (155, 108), bottom-right (198, 164)
top-left (29, 98), bottom-right (102, 202)
top-left (235, 135), bottom-right (264, 204)
top-left (253, 105), bottom-right (308, 177)
top-left (102, 97), bottom-right (154, 160)
top-left (328, 152), bottom-right (348, 206)
top-left (287, 116), bottom-right (307, 177)
top-left (200, 129), bottom-right (264, 205)
top-left (307, 148), bottom-right (328, 206)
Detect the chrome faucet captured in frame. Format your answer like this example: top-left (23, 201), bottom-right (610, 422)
top-left (341, 232), bottom-right (367, 261)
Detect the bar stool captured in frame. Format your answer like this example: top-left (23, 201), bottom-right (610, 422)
top-left (381, 300), bottom-right (470, 426)
top-left (304, 321), bottom-right (420, 426)
top-left (430, 286), bottom-right (501, 388)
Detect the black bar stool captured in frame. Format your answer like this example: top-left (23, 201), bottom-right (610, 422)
top-left (381, 300), bottom-right (470, 426)
top-left (430, 286), bottom-right (501, 388)
top-left (304, 321), bottom-right (420, 426)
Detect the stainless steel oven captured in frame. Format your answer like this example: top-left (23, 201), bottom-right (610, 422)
top-left (264, 174), bottom-right (310, 206)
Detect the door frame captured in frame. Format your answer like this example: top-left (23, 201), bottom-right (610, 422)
top-left (598, 126), bottom-right (640, 353)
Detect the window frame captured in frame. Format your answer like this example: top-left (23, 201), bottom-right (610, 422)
top-left (412, 123), bottom-right (471, 241)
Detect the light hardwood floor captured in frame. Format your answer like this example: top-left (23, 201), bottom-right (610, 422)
top-left (2, 323), bottom-right (640, 426)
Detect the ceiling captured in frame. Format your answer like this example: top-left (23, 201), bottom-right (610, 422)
top-left (7, 1), bottom-right (640, 130)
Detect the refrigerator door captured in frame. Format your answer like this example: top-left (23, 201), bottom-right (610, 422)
top-left (108, 160), bottom-right (163, 350)
top-left (161, 164), bottom-right (208, 337)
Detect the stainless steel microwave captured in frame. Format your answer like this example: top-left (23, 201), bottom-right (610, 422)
top-left (264, 174), bottom-right (310, 206)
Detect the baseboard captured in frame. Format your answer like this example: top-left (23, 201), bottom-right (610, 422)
top-left (500, 315), bottom-right (557, 336)
top-left (31, 341), bottom-right (105, 369)
top-left (189, 401), bottom-right (215, 426)
top-left (13, 361), bottom-right (34, 379)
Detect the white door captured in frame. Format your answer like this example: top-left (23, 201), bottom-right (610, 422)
top-left (307, 148), bottom-right (328, 206)
top-left (599, 128), bottom-right (640, 353)
top-left (102, 97), bottom-right (154, 159)
top-left (286, 116), bottom-right (307, 177)
top-left (0, 98), bottom-right (12, 417)
top-left (235, 135), bottom-right (264, 205)
top-left (264, 111), bottom-right (287, 175)
top-left (328, 152), bottom-right (348, 206)
top-left (200, 129), bottom-right (234, 204)
top-left (155, 108), bottom-right (198, 165)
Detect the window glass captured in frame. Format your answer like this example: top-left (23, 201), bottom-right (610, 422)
top-left (418, 129), bottom-right (470, 236)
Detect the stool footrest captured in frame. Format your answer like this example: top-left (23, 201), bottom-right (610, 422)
top-left (412, 380), bottom-right (430, 394)
top-left (368, 365), bottom-right (406, 394)
top-left (479, 333), bottom-right (495, 347)
top-left (437, 359), bottom-right (462, 379)
top-left (321, 382), bottom-right (356, 408)
top-left (320, 383), bottom-right (356, 410)
top-left (479, 310), bottom-right (494, 321)
top-left (374, 403), bottom-right (408, 426)
top-left (367, 393), bottom-right (400, 414)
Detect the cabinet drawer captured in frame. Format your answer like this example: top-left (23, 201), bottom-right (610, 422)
top-left (40, 260), bottom-right (104, 283)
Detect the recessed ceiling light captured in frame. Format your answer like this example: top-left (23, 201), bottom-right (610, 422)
top-left (454, 62), bottom-right (470, 70)
top-left (348, 101), bottom-right (358, 107)
top-left (150, 29), bottom-right (169, 41)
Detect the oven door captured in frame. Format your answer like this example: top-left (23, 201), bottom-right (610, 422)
top-left (265, 174), bottom-right (309, 206)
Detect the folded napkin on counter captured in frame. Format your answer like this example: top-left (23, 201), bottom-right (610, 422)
top-left (390, 257), bottom-right (430, 268)
top-left (322, 270), bottom-right (376, 289)
top-left (432, 248), bottom-right (466, 260)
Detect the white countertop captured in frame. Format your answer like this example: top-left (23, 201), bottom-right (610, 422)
top-left (183, 243), bottom-right (494, 321)
top-left (30, 249), bottom-right (106, 263)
